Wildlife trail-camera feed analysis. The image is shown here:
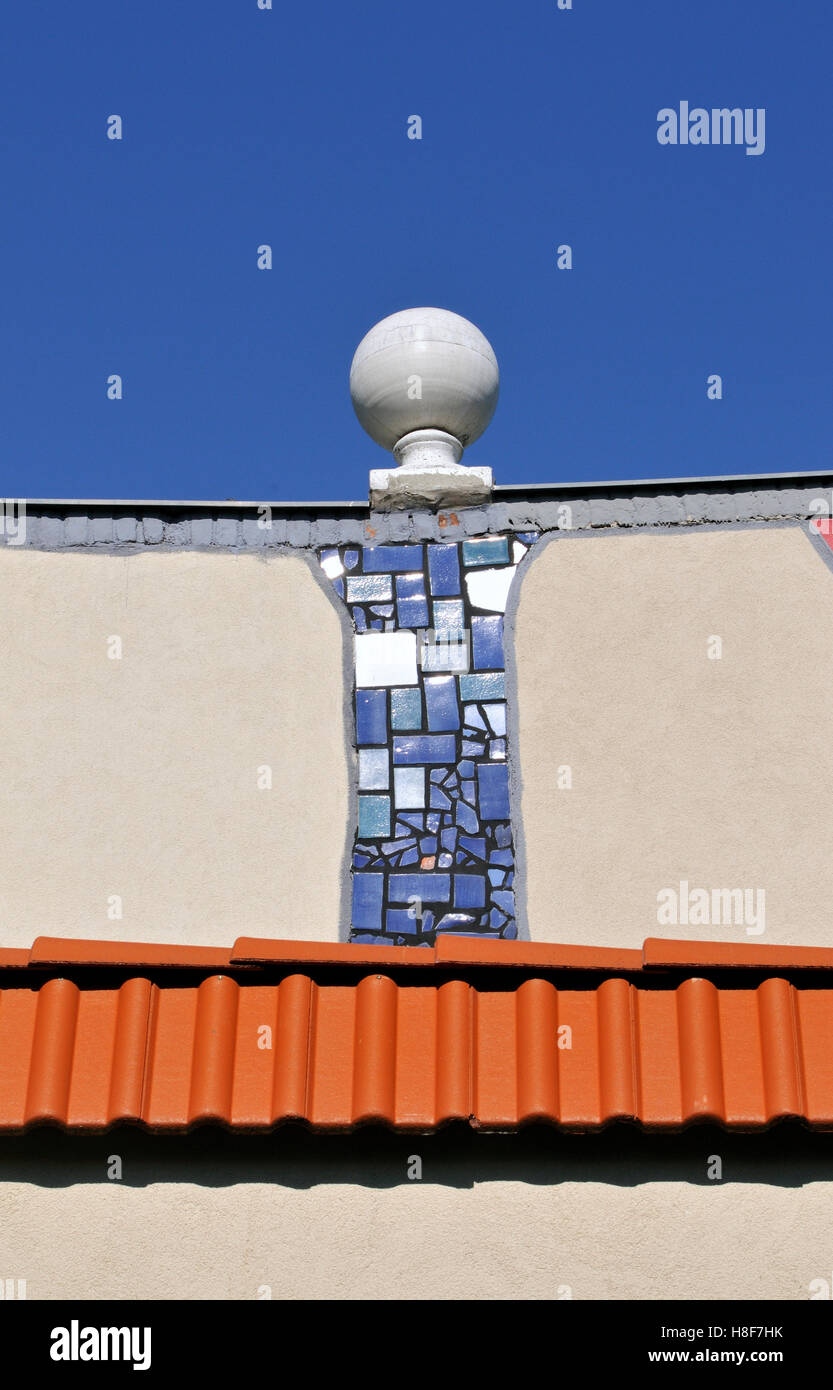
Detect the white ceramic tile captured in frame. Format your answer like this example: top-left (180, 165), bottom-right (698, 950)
top-left (346, 574), bottom-right (393, 603)
top-left (394, 766), bottom-right (425, 808)
top-left (483, 702), bottom-right (506, 736)
top-left (358, 747), bottom-right (389, 789)
top-left (355, 631), bottom-right (417, 688)
top-left (465, 565), bottom-right (517, 613)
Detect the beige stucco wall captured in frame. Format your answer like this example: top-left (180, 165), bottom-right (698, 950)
top-left (514, 525), bottom-right (833, 947)
top-left (0, 1173), bottom-right (830, 1300)
top-left (0, 550), bottom-right (348, 947)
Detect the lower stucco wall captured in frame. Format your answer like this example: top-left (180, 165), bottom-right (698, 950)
top-left (0, 549), bottom-right (348, 946)
top-left (513, 524), bottom-right (833, 946)
top-left (1, 1142), bottom-right (831, 1300)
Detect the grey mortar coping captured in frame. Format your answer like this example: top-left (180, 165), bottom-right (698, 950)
top-left (9, 469), bottom-right (833, 549)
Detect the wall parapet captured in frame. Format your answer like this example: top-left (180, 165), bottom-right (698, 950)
top-left (8, 470), bottom-right (833, 551)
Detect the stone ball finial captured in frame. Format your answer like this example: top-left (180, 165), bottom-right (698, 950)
top-left (349, 308), bottom-right (500, 463)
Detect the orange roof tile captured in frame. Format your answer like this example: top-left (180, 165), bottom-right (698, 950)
top-left (643, 937), bottom-right (833, 971)
top-left (1, 936), bottom-right (833, 1132)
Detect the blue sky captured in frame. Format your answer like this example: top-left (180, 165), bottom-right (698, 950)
top-left (2, 1), bottom-right (830, 502)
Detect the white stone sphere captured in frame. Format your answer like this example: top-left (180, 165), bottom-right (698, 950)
top-left (349, 307), bottom-right (499, 452)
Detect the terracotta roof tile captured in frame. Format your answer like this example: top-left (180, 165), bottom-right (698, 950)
top-left (643, 937), bottom-right (833, 971)
top-left (29, 938), bottom-right (237, 970)
top-left (2, 936), bottom-right (833, 1132)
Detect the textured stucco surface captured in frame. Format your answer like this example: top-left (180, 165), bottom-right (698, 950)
top-left (0, 549), bottom-right (347, 945)
top-left (0, 1170), bottom-right (831, 1300)
top-left (514, 525), bottom-right (833, 946)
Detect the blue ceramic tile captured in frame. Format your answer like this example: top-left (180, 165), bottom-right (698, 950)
top-left (358, 794), bottom-right (391, 838)
top-left (383, 837), bottom-right (415, 854)
top-left (430, 785), bottom-right (452, 810)
top-left (454, 875), bottom-right (486, 909)
top-left (477, 764), bottom-right (510, 820)
top-left (491, 889), bottom-right (514, 914)
top-left (420, 836), bottom-right (438, 854)
top-left (397, 594), bottom-right (430, 627)
top-left (352, 873), bottom-right (384, 932)
top-left (393, 734), bottom-right (457, 764)
top-left (434, 912), bottom-right (479, 933)
top-left (488, 868), bottom-right (505, 886)
top-left (389, 873), bottom-right (451, 903)
top-left (463, 704), bottom-right (486, 731)
top-left (459, 835), bottom-right (486, 859)
top-left (424, 676), bottom-right (460, 731)
top-left (363, 544), bottom-right (424, 572)
top-left (455, 800), bottom-right (479, 834)
top-left (462, 536), bottom-right (509, 567)
top-left (396, 573), bottom-right (426, 600)
top-left (428, 544), bottom-right (461, 596)
top-left (459, 673), bottom-right (505, 702)
top-left (400, 848), bottom-right (419, 865)
top-left (472, 616), bottom-right (504, 670)
top-left (461, 739), bottom-right (484, 757)
top-left (503, 922), bottom-right (518, 940)
top-left (356, 689), bottom-right (386, 745)
top-left (344, 549), bottom-right (359, 570)
top-left (390, 687), bottom-right (422, 730)
top-left (386, 908), bottom-right (420, 935)
top-left (333, 579), bottom-right (344, 599)
top-left (495, 824), bottom-right (512, 847)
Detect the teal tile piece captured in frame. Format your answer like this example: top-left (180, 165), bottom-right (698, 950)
top-left (358, 794), bottom-right (391, 838)
top-left (458, 672), bottom-right (505, 701)
top-left (462, 536), bottom-right (509, 567)
top-left (391, 687), bottom-right (422, 730)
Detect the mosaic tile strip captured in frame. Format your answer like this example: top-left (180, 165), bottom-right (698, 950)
top-left (320, 533), bottom-right (538, 945)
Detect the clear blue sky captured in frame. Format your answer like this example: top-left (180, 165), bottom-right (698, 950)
top-left (2, 1), bottom-right (830, 502)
